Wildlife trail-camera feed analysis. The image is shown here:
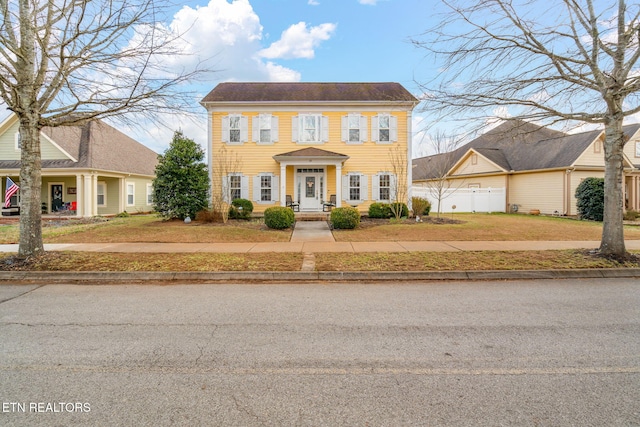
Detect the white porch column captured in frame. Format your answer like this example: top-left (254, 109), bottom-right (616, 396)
top-left (335, 163), bottom-right (342, 208)
top-left (91, 175), bottom-right (98, 216)
top-left (75, 175), bottom-right (83, 217)
top-left (280, 163), bottom-right (287, 207)
top-left (83, 174), bottom-right (93, 217)
top-left (119, 178), bottom-right (126, 213)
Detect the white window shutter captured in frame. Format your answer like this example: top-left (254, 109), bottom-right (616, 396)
top-left (341, 116), bottom-right (348, 142)
top-left (252, 176), bottom-right (260, 202)
top-left (321, 115), bottom-right (329, 142)
top-left (221, 115), bottom-right (230, 143)
top-left (360, 174), bottom-right (368, 202)
top-left (371, 115), bottom-right (379, 143)
top-left (292, 116), bottom-right (299, 142)
top-left (342, 175), bottom-right (349, 202)
top-left (222, 175), bottom-right (230, 203)
top-left (241, 175), bottom-right (249, 199)
top-left (372, 173), bottom-right (380, 202)
top-left (360, 115), bottom-right (368, 142)
top-left (271, 175), bottom-right (279, 202)
top-left (390, 174), bottom-right (398, 200)
top-left (240, 116), bottom-right (249, 143)
top-left (271, 116), bottom-right (279, 142)
top-left (252, 116), bottom-right (259, 142)
top-left (390, 116), bottom-right (398, 142)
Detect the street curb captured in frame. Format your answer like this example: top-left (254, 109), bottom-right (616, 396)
top-left (1, 268), bottom-right (639, 283)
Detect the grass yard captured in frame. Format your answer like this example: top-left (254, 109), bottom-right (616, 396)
top-left (332, 213), bottom-right (640, 242)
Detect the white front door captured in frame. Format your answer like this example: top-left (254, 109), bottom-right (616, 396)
top-left (299, 172), bottom-right (323, 211)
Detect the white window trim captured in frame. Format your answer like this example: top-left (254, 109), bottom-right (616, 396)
top-left (342, 173), bottom-right (368, 204)
top-left (253, 114), bottom-right (279, 145)
top-left (126, 182), bottom-right (135, 207)
top-left (252, 173), bottom-right (280, 204)
top-left (221, 114), bottom-right (248, 145)
top-left (97, 181), bottom-right (107, 207)
top-left (373, 172), bottom-right (397, 202)
top-left (224, 173), bottom-right (249, 203)
top-left (372, 113), bottom-right (398, 144)
top-left (635, 141), bottom-right (640, 158)
top-left (292, 114), bottom-right (329, 144)
top-left (341, 113), bottom-right (368, 144)
top-left (14, 131), bottom-right (21, 151)
top-left (146, 183), bottom-right (153, 205)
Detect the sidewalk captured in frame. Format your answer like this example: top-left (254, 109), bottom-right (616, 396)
top-left (1, 221), bottom-right (639, 283)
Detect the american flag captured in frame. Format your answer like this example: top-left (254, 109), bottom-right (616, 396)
top-left (4, 177), bottom-right (19, 208)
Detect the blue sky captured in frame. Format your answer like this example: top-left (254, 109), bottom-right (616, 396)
top-left (131, 0), bottom-right (436, 154)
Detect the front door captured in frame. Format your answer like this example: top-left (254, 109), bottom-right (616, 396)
top-left (299, 173), bottom-right (323, 211)
top-left (51, 184), bottom-right (64, 212)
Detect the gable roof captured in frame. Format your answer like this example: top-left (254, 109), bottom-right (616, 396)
top-left (0, 116), bottom-right (157, 175)
top-left (201, 82), bottom-right (419, 104)
top-left (413, 120), bottom-right (615, 180)
top-left (273, 147), bottom-right (350, 162)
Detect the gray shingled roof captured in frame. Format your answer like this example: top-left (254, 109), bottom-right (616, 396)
top-left (412, 120), bottom-right (618, 181)
top-left (0, 120), bottom-right (158, 175)
top-left (201, 82), bottom-right (418, 103)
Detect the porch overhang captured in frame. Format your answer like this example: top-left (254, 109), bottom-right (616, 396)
top-left (273, 147), bottom-right (349, 210)
top-left (272, 147), bottom-right (349, 166)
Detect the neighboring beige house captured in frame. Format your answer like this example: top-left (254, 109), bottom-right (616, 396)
top-left (201, 82), bottom-right (419, 214)
top-left (413, 120), bottom-right (640, 215)
top-left (0, 114), bottom-right (157, 217)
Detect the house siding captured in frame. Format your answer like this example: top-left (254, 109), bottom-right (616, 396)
top-left (574, 139), bottom-right (605, 167)
top-left (125, 177), bottom-right (154, 214)
top-left (509, 171), bottom-right (565, 214)
top-left (451, 154), bottom-right (503, 176)
top-left (210, 109), bottom-right (411, 213)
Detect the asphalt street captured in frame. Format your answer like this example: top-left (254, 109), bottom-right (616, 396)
top-left (0, 279), bottom-right (638, 426)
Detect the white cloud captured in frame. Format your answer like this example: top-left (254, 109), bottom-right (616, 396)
top-left (259, 22), bottom-right (337, 60)
top-left (308, 0), bottom-right (320, 5)
top-left (359, 0), bottom-right (378, 4)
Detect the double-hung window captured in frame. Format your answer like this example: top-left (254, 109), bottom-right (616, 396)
top-left (126, 183), bottom-right (135, 206)
top-left (225, 173), bottom-right (248, 202)
top-left (341, 114), bottom-right (367, 144)
top-left (372, 113), bottom-right (398, 144)
top-left (373, 172), bottom-right (397, 202)
top-left (97, 182), bottom-right (106, 206)
top-left (252, 114), bottom-right (279, 144)
top-left (253, 173), bottom-right (279, 204)
top-left (342, 173), bottom-right (368, 203)
top-left (292, 114), bottom-right (329, 144)
top-left (222, 114), bottom-right (248, 144)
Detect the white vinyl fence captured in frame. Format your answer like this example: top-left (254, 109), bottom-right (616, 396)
top-left (412, 186), bottom-right (506, 213)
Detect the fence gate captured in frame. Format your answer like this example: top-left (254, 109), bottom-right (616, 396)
top-left (411, 187), bottom-right (506, 213)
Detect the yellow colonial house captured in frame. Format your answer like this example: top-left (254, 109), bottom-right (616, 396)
top-left (201, 82), bottom-right (419, 214)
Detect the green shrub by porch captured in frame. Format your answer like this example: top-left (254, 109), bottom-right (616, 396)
top-left (264, 206), bottom-right (295, 229)
top-left (411, 197), bottom-right (431, 216)
top-left (575, 177), bottom-right (604, 221)
top-left (229, 198), bottom-right (253, 220)
top-left (330, 206), bottom-right (360, 229)
top-left (368, 202), bottom-right (390, 218)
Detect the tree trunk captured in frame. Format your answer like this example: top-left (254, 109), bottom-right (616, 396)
top-left (600, 118), bottom-right (627, 259)
top-left (18, 115), bottom-right (44, 258)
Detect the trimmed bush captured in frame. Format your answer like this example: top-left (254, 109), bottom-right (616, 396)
top-left (389, 202), bottom-right (409, 218)
top-left (575, 177), bottom-right (604, 221)
top-left (330, 206), bottom-right (361, 229)
top-left (624, 209), bottom-right (640, 221)
top-left (229, 198), bottom-right (254, 220)
top-left (264, 206), bottom-right (295, 229)
top-left (411, 197), bottom-right (431, 216)
top-left (368, 202), bottom-right (391, 218)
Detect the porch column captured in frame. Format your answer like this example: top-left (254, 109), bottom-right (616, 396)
top-left (119, 178), bottom-right (126, 213)
top-left (335, 163), bottom-right (342, 208)
top-left (91, 175), bottom-right (98, 216)
top-left (75, 175), bottom-right (83, 217)
top-left (280, 163), bottom-right (287, 207)
top-left (83, 174), bottom-right (93, 217)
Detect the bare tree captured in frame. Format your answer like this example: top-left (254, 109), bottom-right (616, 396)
top-left (414, 131), bottom-right (466, 218)
top-left (388, 145), bottom-right (408, 220)
top-left (0, 0), bottom-right (207, 257)
top-left (210, 146), bottom-right (243, 224)
top-left (413, 0), bottom-right (640, 259)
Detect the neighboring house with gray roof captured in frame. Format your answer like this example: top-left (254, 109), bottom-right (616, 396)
top-left (0, 114), bottom-right (157, 217)
top-left (413, 120), bottom-right (640, 215)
